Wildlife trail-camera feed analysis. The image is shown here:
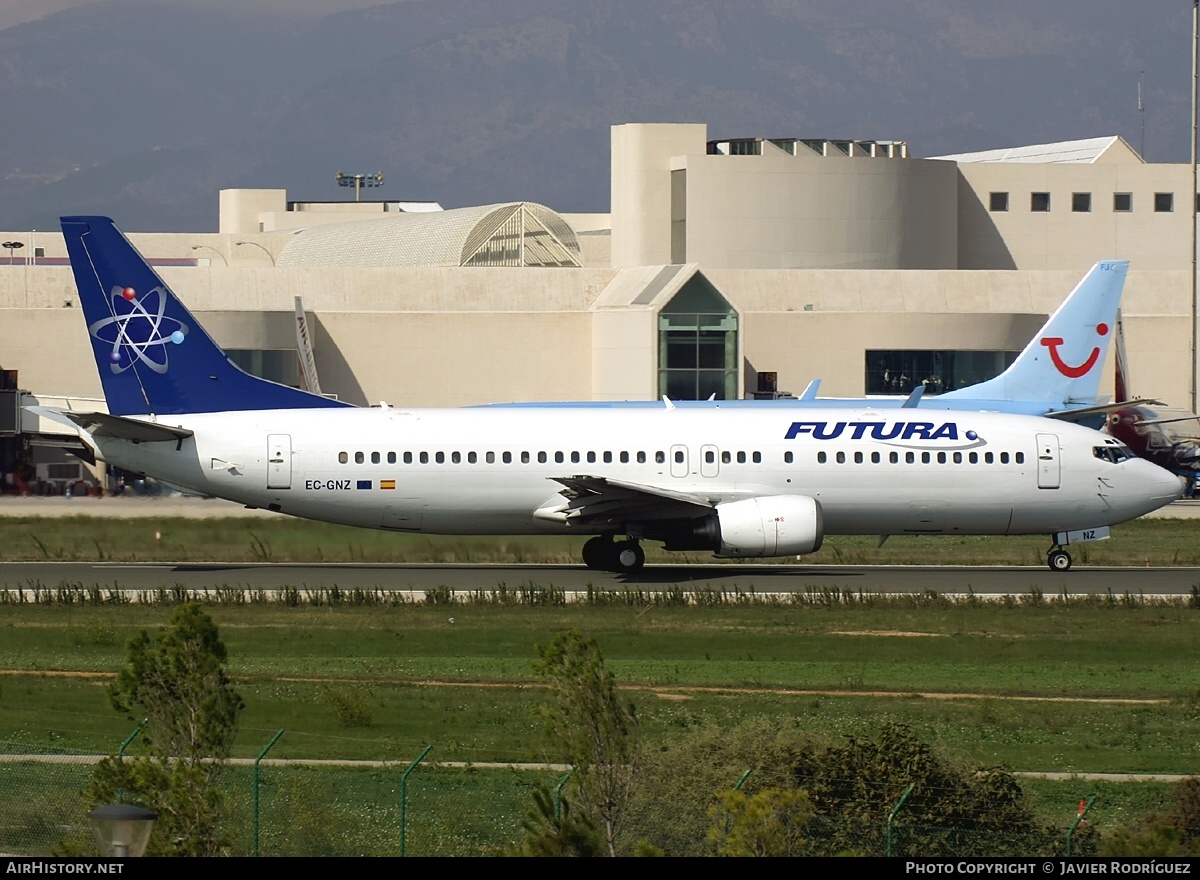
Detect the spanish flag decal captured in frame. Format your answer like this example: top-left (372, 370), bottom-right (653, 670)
top-left (380, 479), bottom-right (396, 490)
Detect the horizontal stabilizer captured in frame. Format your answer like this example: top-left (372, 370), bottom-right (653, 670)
top-left (1043, 398), bottom-right (1165, 422)
top-left (62, 411), bottom-right (194, 443)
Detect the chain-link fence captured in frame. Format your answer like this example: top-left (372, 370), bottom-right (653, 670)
top-left (0, 740), bottom-right (1102, 857)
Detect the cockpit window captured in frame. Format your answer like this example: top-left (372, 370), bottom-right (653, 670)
top-left (1093, 445), bottom-right (1132, 463)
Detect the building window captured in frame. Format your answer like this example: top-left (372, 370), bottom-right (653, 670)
top-left (1030, 192), bottom-right (1051, 212)
top-left (989, 192), bottom-right (1009, 212)
top-left (866, 350), bottom-right (1018, 395)
top-left (1071, 193), bottom-right (1091, 213)
top-left (658, 274), bottom-right (739, 400)
top-left (227, 349), bottom-right (301, 388)
top-left (1155, 192), bottom-right (1174, 213)
top-left (1113, 192), bottom-right (1132, 212)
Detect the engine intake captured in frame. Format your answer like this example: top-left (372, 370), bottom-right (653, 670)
top-left (712, 495), bottom-right (823, 558)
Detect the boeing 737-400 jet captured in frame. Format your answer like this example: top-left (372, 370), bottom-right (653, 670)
top-left (486, 260), bottom-right (1141, 422)
top-left (39, 217), bottom-right (1183, 573)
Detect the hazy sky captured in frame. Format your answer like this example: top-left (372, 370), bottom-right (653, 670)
top-left (2, 0), bottom-right (1197, 231)
top-left (0, 0), bottom-right (394, 30)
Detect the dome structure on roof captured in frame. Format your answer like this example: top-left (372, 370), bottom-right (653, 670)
top-left (277, 202), bottom-right (582, 268)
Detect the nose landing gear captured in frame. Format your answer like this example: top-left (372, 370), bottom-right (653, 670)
top-left (1047, 546), bottom-right (1072, 571)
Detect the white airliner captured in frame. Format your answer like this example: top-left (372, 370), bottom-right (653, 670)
top-left (42, 217), bottom-right (1183, 573)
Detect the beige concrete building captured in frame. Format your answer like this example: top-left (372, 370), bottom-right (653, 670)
top-left (2, 122), bottom-right (1198, 490)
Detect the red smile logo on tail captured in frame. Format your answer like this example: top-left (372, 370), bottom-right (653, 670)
top-left (1040, 323), bottom-right (1109, 378)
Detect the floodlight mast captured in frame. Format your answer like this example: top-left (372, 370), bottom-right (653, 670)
top-left (2, 241), bottom-right (24, 266)
top-left (335, 171), bottom-right (384, 202)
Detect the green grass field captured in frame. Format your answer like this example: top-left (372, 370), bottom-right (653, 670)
top-left (1, 516), bottom-right (1198, 852)
top-left (2, 601), bottom-right (1198, 773)
top-left (1, 513), bottom-right (1200, 565)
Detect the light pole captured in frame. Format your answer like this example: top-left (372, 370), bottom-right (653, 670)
top-left (1192, 0), bottom-right (1199, 413)
top-left (235, 240), bottom-right (276, 266)
top-left (87, 804), bottom-right (157, 857)
top-left (191, 244), bottom-right (228, 267)
top-left (335, 170), bottom-right (384, 201)
top-left (2, 241), bottom-right (24, 265)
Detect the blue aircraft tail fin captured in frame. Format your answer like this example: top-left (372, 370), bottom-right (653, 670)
top-left (62, 216), bottom-right (351, 416)
top-left (939, 260), bottom-right (1128, 406)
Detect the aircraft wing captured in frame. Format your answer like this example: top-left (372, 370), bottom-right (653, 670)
top-left (1042, 399), bottom-right (1165, 422)
top-left (538, 475), bottom-right (717, 527)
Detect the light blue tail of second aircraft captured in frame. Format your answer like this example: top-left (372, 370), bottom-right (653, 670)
top-left (939, 260), bottom-right (1128, 407)
top-left (62, 216), bottom-right (351, 416)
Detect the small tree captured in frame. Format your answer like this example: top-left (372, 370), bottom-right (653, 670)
top-left (508, 786), bottom-right (606, 857)
top-left (534, 629), bottom-right (639, 856)
top-left (709, 787), bottom-right (813, 857)
top-left (86, 603), bottom-right (244, 856)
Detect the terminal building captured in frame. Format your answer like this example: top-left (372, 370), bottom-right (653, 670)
top-left (1, 122), bottom-right (1196, 491)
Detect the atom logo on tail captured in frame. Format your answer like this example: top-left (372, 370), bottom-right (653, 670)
top-left (88, 285), bottom-right (188, 374)
top-left (1040, 323), bottom-right (1109, 379)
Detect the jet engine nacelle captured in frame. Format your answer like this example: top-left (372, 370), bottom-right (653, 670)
top-left (712, 495), bottom-right (824, 558)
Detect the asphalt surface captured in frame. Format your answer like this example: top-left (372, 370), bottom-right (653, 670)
top-left (1, 496), bottom-right (1197, 596)
top-left (0, 560), bottom-right (1194, 596)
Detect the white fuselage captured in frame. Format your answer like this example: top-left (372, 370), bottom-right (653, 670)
top-left (86, 406), bottom-right (1181, 544)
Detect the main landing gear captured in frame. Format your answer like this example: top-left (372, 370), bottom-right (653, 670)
top-left (582, 535), bottom-right (646, 573)
top-left (1047, 545), bottom-right (1072, 572)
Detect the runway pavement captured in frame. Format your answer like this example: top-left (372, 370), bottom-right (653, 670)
top-left (0, 559), bottom-right (1196, 596)
top-left (1, 495), bottom-right (1197, 597)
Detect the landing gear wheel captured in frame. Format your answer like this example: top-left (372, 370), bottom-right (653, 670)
top-left (610, 539), bottom-right (646, 573)
top-left (1047, 549), bottom-right (1072, 572)
top-left (582, 536), bottom-right (612, 570)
